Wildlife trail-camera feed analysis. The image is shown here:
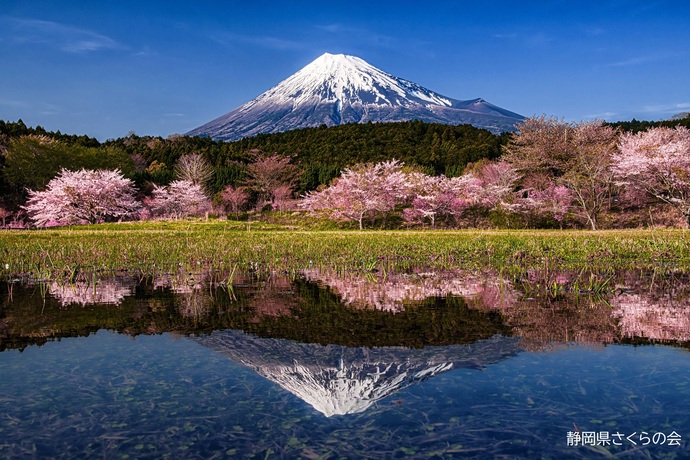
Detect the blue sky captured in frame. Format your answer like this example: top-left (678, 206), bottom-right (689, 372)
top-left (1, 0), bottom-right (689, 140)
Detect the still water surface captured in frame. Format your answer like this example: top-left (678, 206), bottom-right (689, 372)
top-left (1, 268), bottom-right (689, 459)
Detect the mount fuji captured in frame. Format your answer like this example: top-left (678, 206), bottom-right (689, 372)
top-left (187, 53), bottom-right (524, 141)
top-left (195, 330), bottom-right (520, 417)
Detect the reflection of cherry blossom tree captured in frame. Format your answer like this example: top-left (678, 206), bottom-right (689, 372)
top-left (49, 277), bottom-right (137, 306)
top-left (612, 126), bottom-right (690, 227)
top-left (211, 269), bottom-right (690, 346)
top-left (302, 268), bottom-right (518, 312)
top-left (152, 270), bottom-right (214, 317)
top-left (24, 168), bottom-right (140, 227)
top-left (609, 270), bottom-right (690, 341)
top-left (611, 294), bottom-right (690, 342)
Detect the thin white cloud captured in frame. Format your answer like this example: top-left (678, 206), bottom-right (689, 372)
top-left (1, 16), bottom-right (122, 53)
top-left (606, 51), bottom-right (685, 68)
top-left (608, 102), bottom-right (690, 122)
top-left (584, 27), bottom-right (605, 37)
top-left (607, 55), bottom-right (657, 67)
top-left (0, 98), bottom-right (30, 108)
top-left (584, 111), bottom-right (619, 120)
top-left (209, 31), bottom-right (303, 50)
top-left (316, 24), bottom-right (350, 33)
top-left (493, 33), bottom-right (518, 39)
top-left (40, 105), bottom-right (62, 116)
top-left (132, 47), bottom-right (158, 58)
top-left (640, 102), bottom-right (690, 114)
top-left (491, 31), bottom-right (553, 48)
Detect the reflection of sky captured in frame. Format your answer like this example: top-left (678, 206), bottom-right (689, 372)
top-left (1, 329), bottom-right (688, 458)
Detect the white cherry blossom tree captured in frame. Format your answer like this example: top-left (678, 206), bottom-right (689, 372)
top-left (23, 168), bottom-right (140, 227)
top-left (612, 126), bottom-right (690, 227)
top-left (146, 180), bottom-right (210, 218)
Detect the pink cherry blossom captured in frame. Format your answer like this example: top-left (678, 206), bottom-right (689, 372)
top-left (23, 168), bottom-right (140, 227)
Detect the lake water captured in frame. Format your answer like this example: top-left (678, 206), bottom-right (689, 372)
top-left (1, 268), bottom-right (689, 459)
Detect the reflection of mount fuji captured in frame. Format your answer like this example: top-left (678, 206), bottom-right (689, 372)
top-left (195, 329), bottom-right (520, 417)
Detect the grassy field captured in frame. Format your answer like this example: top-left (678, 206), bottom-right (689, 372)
top-left (1, 219), bottom-right (689, 279)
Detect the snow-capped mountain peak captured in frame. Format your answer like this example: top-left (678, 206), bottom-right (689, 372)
top-left (269, 52), bottom-right (453, 108)
top-left (187, 53), bottom-right (523, 140)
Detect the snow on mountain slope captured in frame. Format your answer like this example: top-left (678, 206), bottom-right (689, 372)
top-left (186, 53), bottom-right (524, 140)
top-left (195, 330), bottom-right (521, 417)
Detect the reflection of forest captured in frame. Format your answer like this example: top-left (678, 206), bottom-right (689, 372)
top-left (1, 268), bottom-right (690, 351)
top-left (304, 267), bottom-right (690, 347)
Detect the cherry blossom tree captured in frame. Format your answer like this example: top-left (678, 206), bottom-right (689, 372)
top-left (0, 206), bottom-right (11, 228)
top-left (403, 174), bottom-right (452, 228)
top-left (561, 121), bottom-right (619, 230)
top-left (612, 126), bottom-right (690, 227)
top-left (404, 173), bottom-right (497, 228)
top-left (450, 176), bottom-right (484, 221)
top-left (301, 160), bottom-right (410, 229)
top-left (146, 179), bottom-right (210, 218)
top-left (23, 168), bottom-right (140, 227)
top-left (174, 153), bottom-right (214, 189)
top-left (271, 185), bottom-right (296, 211)
top-left (473, 161), bottom-right (523, 212)
top-left (528, 184), bottom-right (573, 226)
top-left (244, 152), bottom-right (300, 210)
top-left (504, 116), bottom-right (619, 229)
top-left (220, 185), bottom-right (249, 214)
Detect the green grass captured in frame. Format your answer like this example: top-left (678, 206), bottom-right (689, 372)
top-left (1, 219), bottom-right (689, 279)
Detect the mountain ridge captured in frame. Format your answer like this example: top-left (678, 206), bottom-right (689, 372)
top-left (187, 53), bottom-right (524, 140)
